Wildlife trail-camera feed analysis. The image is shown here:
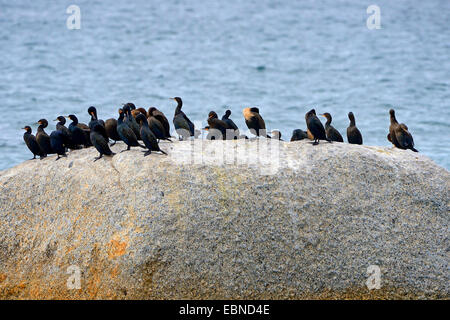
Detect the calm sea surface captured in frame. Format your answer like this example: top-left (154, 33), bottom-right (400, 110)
top-left (0, 0), bottom-right (449, 170)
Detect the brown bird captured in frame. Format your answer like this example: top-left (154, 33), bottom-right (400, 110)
top-left (148, 107), bottom-right (171, 140)
top-left (388, 109), bottom-right (418, 152)
top-left (305, 109), bottom-right (330, 145)
top-left (131, 107), bottom-right (148, 118)
top-left (346, 112), bottom-right (363, 145)
top-left (172, 97), bottom-right (195, 140)
top-left (243, 107), bottom-right (270, 138)
top-left (207, 111), bottom-right (230, 140)
top-left (320, 112), bottom-right (344, 142)
top-left (104, 118), bottom-right (121, 146)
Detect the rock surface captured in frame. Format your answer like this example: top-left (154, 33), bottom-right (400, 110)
top-left (0, 139), bottom-right (448, 299)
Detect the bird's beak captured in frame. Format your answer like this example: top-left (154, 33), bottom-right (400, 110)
top-left (319, 114), bottom-right (325, 117)
top-left (53, 119), bottom-right (58, 121)
top-left (21, 127), bottom-right (26, 130)
top-left (64, 116), bottom-right (69, 119)
top-left (169, 98), bottom-right (175, 101)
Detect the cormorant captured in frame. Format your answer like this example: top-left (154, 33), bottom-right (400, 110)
top-left (88, 106), bottom-right (106, 130)
top-left (305, 109), bottom-right (330, 145)
top-left (104, 118), bottom-right (121, 146)
top-left (22, 126), bottom-right (45, 159)
top-left (54, 116), bottom-right (80, 150)
top-left (320, 112), bottom-right (344, 142)
top-left (90, 123), bottom-right (115, 161)
top-left (171, 97), bottom-right (195, 140)
top-left (122, 104), bottom-right (141, 140)
top-left (147, 115), bottom-right (172, 142)
top-left (207, 111), bottom-right (229, 140)
top-left (67, 115), bottom-right (90, 147)
top-left (388, 109), bottom-right (418, 152)
top-left (221, 109), bottom-right (239, 139)
top-left (136, 114), bottom-right (167, 156)
top-left (131, 107), bottom-right (148, 119)
top-left (36, 119), bottom-right (53, 155)
top-left (50, 129), bottom-right (67, 160)
top-left (347, 112), bottom-right (363, 145)
top-left (88, 106), bottom-right (108, 143)
top-left (243, 107), bottom-right (270, 138)
top-left (117, 108), bottom-right (145, 152)
top-left (290, 129), bottom-right (309, 141)
top-left (148, 107), bottom-right (171, 140)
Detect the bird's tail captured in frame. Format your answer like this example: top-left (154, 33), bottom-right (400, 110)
top-left (411, 147), bottom-right (419, 152)
top-left (160, 149), bottom-right (168, 155)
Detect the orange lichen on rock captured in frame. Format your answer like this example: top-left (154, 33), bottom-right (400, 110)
top-left (108, 239), bottom-right (127, 259)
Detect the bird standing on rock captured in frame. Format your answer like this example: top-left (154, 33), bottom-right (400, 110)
top-left (54, 116), bottom-right (79, 150)
top-left (117, 108), bottom-right (145, 152)
top-left (388, 109), bottom-right (418, 152)
top-left (243, 107), bottom-right (270, 138)
top-left (67, 115), bottom-right (90, 147)
top-left (36, 119), bottom-right (53, 155)
top-left (104, 118), bottom-right (121, 146)
top-left (49, 129), bottom-right (67, 161)
top-left (221, 109), bottom-right (240, 139)
top-left (123, 104), bottom-right (141, 140)
top-left (22, 126), bottom-right (45, 159)
top-left (346, 112), bottom-right (363, 145)
top-left (305, 109), bottom-right (330, 145)
top-left (90, 123), bottom-right (115, 161)
top-left (320, 112), bottom-right (344, 142)
top-left (172, 97), bottom-right (195, 140)
top-left (207, 111), bottom-right (229, 140)
top-left (148, 107), bottom-right (172, 141)
top-left (136, 114), bottom-right (167, 156)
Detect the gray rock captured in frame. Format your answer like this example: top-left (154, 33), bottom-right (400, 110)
top-left (0, 139), bottom-right (448, 299)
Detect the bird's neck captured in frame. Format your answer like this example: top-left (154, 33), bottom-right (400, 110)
top-left (175, 102), bottom-right (182, 114)
top-left (390, 114), bottom-right (397, 124)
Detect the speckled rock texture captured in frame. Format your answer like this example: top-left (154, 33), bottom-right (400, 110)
top-left (0, 139), bottom-right (448, 299)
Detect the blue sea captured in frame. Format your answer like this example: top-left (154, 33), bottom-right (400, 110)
top-left (1, 0), bottom-right (449, 170)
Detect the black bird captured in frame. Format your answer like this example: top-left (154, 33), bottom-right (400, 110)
top-left (320, 112), bottom-right (344, 142)
top-left (117, 108), bottom-right (145, 152)
top-left (22, 126), bottom-right (45, 159)
top-left (54, 116), bottom-right (80, 150)
top-left (50, 130), bottom-right (67, 160)
top-left (305, 109), bottom-right (330, 145)
top-left (347, 112), bottom-right (363, 145)
top-left (388, 109), bottom-right (418, 152)
top-left (207, 111), bottom-right (229, 140)
top-left (88, 106), bottom-right (108, 143)
top-left (67, 115), bottom-right (90, 147)
top-left (136, 114), bottom-right (167, 156)
top-left (147, 113), bottom-right (172, 142)
top-left (290, 129), bottom-right (309, 141)
top-left (243, 107), bottom-right (270, 138)
top-left (123, 104), bottom-right (141, 140)
top-left (172, 97), bottom-right (195, 140)
top-left (90, 123), bottom-right (115, 161)
top-left (148, 107), bottom-right (171, 139)
top-left (36, 119), bottom-right (53, 155)
top-left (104, 118), bottom-right (121, 146)
top-left (88, 106), bottom-right (106, 130)
top-left (221, 109), bottom-right (239, 139)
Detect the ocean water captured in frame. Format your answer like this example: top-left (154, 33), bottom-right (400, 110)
top-left (0, 0), bottom-right (449, 170)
